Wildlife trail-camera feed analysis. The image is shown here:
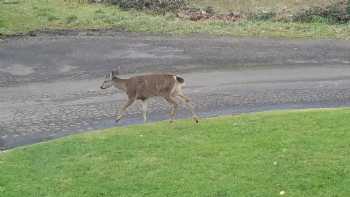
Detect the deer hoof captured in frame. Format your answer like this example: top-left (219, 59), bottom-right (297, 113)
top-left (115, 115), bottom-right (122, 123)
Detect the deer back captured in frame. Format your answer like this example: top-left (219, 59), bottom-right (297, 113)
top-left (125, 74), bottom-right (179, 100)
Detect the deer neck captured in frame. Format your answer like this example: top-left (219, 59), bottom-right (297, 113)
top-left (112, 77), bottom-right (127, 91)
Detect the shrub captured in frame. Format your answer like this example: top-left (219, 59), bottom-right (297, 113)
top-left (91, 0), bottom-right (188, 14)
top-left (248, 9), bottom-right (276, 21)
top-left (292, 0), bottom-right (350, 24)
top-left (65, 15), bottom-right (78, 24)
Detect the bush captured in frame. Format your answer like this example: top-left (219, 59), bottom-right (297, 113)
top-left (292, 0), bottom-right (350, 24)
top-left (65, 15), bottom-right (78, 24)
top-left (248, 9), bottom-right (276, 21)
top-left (92, 0), bottom-right (188, 14)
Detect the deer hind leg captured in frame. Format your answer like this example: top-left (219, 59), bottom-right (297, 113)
top-left (116, 98), bottom-right (135, 123)
top-left (165, 96), bottom-right (178, 123)
top-left (176, 93), bottom-right (199, 123)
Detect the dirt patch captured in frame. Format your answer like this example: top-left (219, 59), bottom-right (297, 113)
top-left (177, 8), bottom-right (242, 22)
top-left (0, 28), bottom-right (129, 40)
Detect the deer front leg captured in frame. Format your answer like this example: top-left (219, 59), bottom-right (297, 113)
top-left (165, 96), bottom-right (178, 123)
top-left (177, 94), bottom-right (199, 123)
top-left (116, 99), bottom-right (135, 123)
top-left (141, 101), bottom-right (148, 123)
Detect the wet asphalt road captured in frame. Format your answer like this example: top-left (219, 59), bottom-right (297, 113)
top-left (0, 31), bottom-right (350, 150)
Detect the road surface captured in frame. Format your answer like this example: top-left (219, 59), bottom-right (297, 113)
top-left (1, 31), bottom-right (350, 150)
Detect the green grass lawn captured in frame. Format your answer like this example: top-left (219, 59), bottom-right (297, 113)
top-left (1, 108), bottom-right (350, 196)
top-left (0, 0), bottom-right (349, 39)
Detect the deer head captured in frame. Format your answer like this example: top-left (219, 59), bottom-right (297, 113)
top-left (100, 70), bottom-right (119, 89)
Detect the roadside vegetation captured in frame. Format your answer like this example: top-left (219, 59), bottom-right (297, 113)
top-left (0, 0), bottom-right (349, 39)
top-left (1, 108), bottom-right (350, 196)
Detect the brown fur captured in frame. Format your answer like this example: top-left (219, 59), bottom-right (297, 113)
top-left (101, 72), bottom-right (198, 123)
top-left (122, 74), bottom-right (178, 100)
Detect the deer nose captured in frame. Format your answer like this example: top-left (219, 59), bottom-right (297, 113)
top-left (100, 86), bottom-right (105, 89)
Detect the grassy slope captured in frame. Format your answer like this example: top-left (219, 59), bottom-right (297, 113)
top-left (0, 0), bottom-right (349, 39)
top-left (1, 108), bottom-right (350, 196)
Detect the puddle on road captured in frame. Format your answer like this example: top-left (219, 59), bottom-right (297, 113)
top-left (0, 64), bottom-right (34, 76)
top-left (59, 64), bottom-right (77, 73)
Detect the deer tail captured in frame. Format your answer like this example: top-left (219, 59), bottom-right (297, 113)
top-left (175, 76), bottom-right (185, 84)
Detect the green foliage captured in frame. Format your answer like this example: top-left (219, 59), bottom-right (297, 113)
top-left (1, 109), bottom-right (350, 196)
top-left (248, 9), bottom-right (277, 21)
top-left (97, 0), bottom-right (188, 14)
top-left (192, 0), bottom-right (350, 24)
top-left (65, 15), bottom-right (78, 24)
top-left (292, 0), bottom-right (350, 24)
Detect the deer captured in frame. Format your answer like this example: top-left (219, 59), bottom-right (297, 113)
top-left (100, 70), bottom-right (199, 123)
